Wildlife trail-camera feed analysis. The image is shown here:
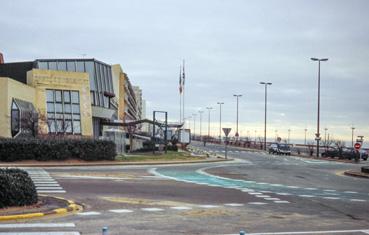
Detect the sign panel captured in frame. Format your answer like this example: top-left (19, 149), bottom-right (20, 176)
top-left (222, 128), bottom-right (231, 137)
top-left (354, 142), bottom-right (361, 150)
top-left (179, 129), bottom-right (191, 144)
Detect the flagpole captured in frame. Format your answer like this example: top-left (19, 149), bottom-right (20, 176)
top-left (182, 60), bottom-right (185, 125)
top-left (179, 65), bottom-right (182, 124)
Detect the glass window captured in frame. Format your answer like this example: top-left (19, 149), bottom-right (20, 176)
top-left (47, 113), bottom-right (55, 119)
top-left (90, 91), bottom-right (95, 105)
top-left (47, 103), bottom-right (55, 112)
top-left (67, 61), bottom-right (76, 72)
top-left (48, 61), bottom-right (57, 70)
top-left (55, 113), bottom-right (64, 119)
top-left (72, 104), bottom-right (80, 114)
top-left (64, 104), bottom-right (71, 113)
top-left (64, 114), bottom-right (72, 120)
top-left (55, 90), bottom-right (62, 102)
top-left (72, 114), bottom-right (81, 120)
top-left (76, 61), bottom-right (85, 72)
top-left (48, 120), bottom-right (56, 133)
top-left (85, 61), bottom-right (96, 90)
top-left (57, 61), bottom-right (67, 71)
top-left (73, 121), bottom-right (81, 134)
top-left (38, 62), bottom-right (48, 69)
top-left (56, 120), bottom-right (64, 132)
top-left (100, 64), bottom-right (107, 91)
top-left (55, 103), bottom-right (63, 113)
top-left (46, 90), bottom-right (54, 102)
top-left (71, 91), bottom-right (79, 103)
top-left (63, 91), bottom-right (70, 103)
top-left (11, 101), bottom-right (20, 137)
top-left (65, 120), bottom-right (72, 133)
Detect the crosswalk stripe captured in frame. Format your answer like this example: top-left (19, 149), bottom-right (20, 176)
top-left (0, 223), bottom-right (75, 228)
top-left (109, 209), bottom-right (133, 213)
top-left (77, 211), bottom-right (101, 216)
top-left (141, 208), bottom-right (164, 212)
top-left (170, 206), bottom-right (192, 210)
top-left (37, 190), bottom-right (66, 193)
top-left (0, 233), bottom-right (80, 235)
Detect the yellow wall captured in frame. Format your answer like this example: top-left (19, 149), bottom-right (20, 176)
top-left (0, 77), bottom-right (36, 138)
top-left (27, 69), bottom-right (93, 136)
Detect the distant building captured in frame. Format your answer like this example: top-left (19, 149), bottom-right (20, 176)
top-left (0, 57), bottom-right (143, 139)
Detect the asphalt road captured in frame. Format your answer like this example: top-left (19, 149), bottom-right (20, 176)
top-left (2, 142), bottom-right (369, 235)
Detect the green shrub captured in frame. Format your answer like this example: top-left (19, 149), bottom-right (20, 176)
top-left (0, 138), bottom-right (116, 162)
top-left (0, 168), bottom-right (38, 209)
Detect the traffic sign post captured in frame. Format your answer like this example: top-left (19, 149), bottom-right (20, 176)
top-left (222, 128), bottom-right (232, 159)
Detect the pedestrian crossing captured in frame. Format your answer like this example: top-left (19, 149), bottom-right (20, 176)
top-left (0, 223), bottom-right (79, 235)
top-left (22, 168), bottom-right (66, 194)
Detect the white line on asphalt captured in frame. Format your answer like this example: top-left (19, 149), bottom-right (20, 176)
top-left (37, 190), bottom-right (66, 193)
top-left (0, 223), bottom-right (75, 228)
top-left (259, 191), bottom-right (272, 193)
top-left (248, 202), bottom-right (268, 205)
top-left (256, 182), bottom-right (268, 185)
top-left (286, 186), bottom-right (299, 189)
top-left (170, 206), bottom-right (192, 210)
top-left (273, 201), bottom-right (290, 203)
top-left (323, 197), bottom-right (340, 200)
top-left (298, 195), bottom-right (316, 198)
top-left (198, 205), bottom-right (220, 208)
top-left (304, 188), bottom-right (317, 190)
top-left (263, 198), bottom-right (280, 201)
top-left (270, 184), bottom-right (283, 187)
top-left (255, 195), bottom-right (270, 198)
top-left (344, 191), bottom-right (358, 194)
top-left (36, 187), bottom-right (63, 190)
top-left (141, 208), bottom-right (164, 212)
top-left (224, 229), bottom-right (369, 235)
top-left (109, 209), bottom-right (133, 213)
top-left (276, 193), bottom-right (292, 196)
top-left (77, 211), bottom-right (101, 216)
top-left (323, 189), bottom-right (336, 192)
top-left (248, 192), bottom-right (262, 195)
top-left (350, 199), bottom-right (366, 202)
top-left (224, 203), bottom-right (244, 207)
top-left (0, 233), bottom-right (80, 235)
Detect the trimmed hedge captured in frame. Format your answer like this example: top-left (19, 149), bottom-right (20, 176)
top-left (0, 138), bottom-right (116, 162)
top-left (0, 168), bottom-right (38, 208)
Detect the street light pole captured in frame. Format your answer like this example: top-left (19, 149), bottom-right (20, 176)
top-left (217, 102), bottom-right (224, 142)
top-left (288, 129), bottom-right (291, 144)
top-left (192, 113), bottom-right (197, 140)
top-left (260, 82), bottom-right (272, 150)
top-left (206, 107), bottom-right (213, 140)
top-left (351, 126), bottom-right (355, 148)
top-left (311, 57), bottom-right (328, 157)
top-left (304, 128), bottom-right (307, 145)
top-left (233, 94), bottom-right (242, 140)
top-left (324, 128), bottom-right (328, 146)
top-left (199, 110), bottom-right (203, 141)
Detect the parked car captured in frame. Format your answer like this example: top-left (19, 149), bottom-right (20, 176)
top-left (268, 143), bottom-right (291, 155)
top-left (341, 147), bottom-right (360, 160)
top-left (321, 148), bottom-right (341, 158)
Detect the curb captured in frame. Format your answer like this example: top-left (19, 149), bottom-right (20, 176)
top-left (0, 196), bottom-right (82, 221)
top-left (0, 158), bottom-right (231, 168)
top-left (344, 170), bottom-right (369, 179)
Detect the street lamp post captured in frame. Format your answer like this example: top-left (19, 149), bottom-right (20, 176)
top-left (199, 110), bottom-right (203, 141)
top-left (206, 107), bottom-right (213, 141)
top-left (217, 102), bottom-right (224, 142)
top-left (304, 128), bottom-right (307, 145)
top-left (192, 113), bottom-right (197, 140)
top-left (260, 82), bottom-right (272, 150)
top-left (288, 129), bottom-right (291, 144)
top-left (311, 57), bottom-right (328, 157)
top-left (233, 94), bottom-right (242, 140)
top-left (351, 127), bottom-right (355, 148)
top-left (324, 128), bottom-right (328, 147)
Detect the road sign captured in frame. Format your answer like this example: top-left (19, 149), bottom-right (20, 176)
top-left (354, 142), bottom-right (361, 150)
top-left (222, 128), bottom-right (231, 137)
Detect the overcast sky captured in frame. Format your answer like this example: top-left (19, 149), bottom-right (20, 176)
top-left (1, 0), bottom-right (369, 144)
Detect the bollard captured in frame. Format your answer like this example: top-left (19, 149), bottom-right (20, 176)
top-left (240, 230), bottom-right (245, 235)
top-left (102, 226), bottom-right (108, 235)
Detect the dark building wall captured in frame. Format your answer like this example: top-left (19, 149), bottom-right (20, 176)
top-left (0, 62), bottom-right (35, 84)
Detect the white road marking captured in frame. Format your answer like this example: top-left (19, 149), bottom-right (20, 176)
top-left (323, 189), bottom-right (336, 192)
top-left (141, 208), bottom-right (164, 212)
top-left (0, 233), bottom-right (80, 235)
top-left (298, 195), bottom-right (315, 198)
top-left (304, 188), bottom-right (317, 190)
top-left (264, 198), bottom-right (280, 201)
top-left (344, 191), bottom-right (358, 194)
top-left (0, 223), bottom-right (75, 228)
top-left (170, 206), bottom-right (192, 210)
top-left (248, 202), bottom-right (268, 205)
top-left (37, 190), bottom-right (66, 193)
top-left (256, 182), bottom-right (268, 185)
top-left (224, 203), bottom-right (244, 207)
top-left (248, 192), bottom-right (262, 195)
top-left (36, 187), bottom-right (63, 190)
top-left (350, 199), bottom-right (366, 202)
top-left (276, 193), bottom-right (291, 196)
top-left (270, 184), bottom-right (283, 187)
top-left (77, 211), bottom-right (101, 216)
top-left (255, 195), bottom-right (270, 198)
top-left (259, 191), bottom-right (272, 193)
top-left (109, 209), bottom-right (133, 213)
top-left (273, 201), bottom-right (290, 204)
top-left (323, 197), bottom-right (340, 200)
top-left (286, 186), bottom-right (299, 189)
top-left (198, 205), bottom-right (220, 208)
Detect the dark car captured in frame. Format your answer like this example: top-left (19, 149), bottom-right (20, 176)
top-left (268, 143), bottom-right (291, 155)
top-left (321, 148), bottom-right (341, 158)
top-left (359, 149), bottom-right (368, 161)
top-left (341, 147), bottom-right (360, 160)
